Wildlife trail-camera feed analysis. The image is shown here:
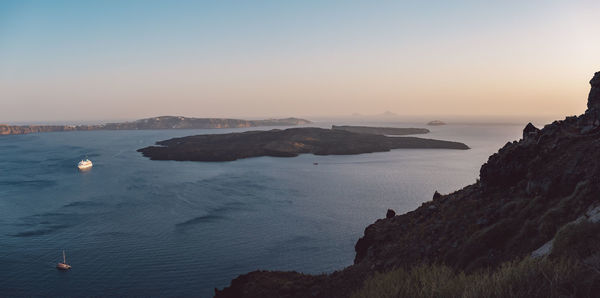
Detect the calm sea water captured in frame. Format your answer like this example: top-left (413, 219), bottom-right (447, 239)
top-left (0, 123), bottom-right (523, 297)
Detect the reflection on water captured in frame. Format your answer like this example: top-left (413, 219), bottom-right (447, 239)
top-left (0, 123), bottom-right (523, 297)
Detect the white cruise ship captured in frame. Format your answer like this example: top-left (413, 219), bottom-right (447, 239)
top-left (78, 159), bottom-right (93, 170)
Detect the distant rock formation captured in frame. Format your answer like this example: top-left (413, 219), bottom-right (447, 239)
top-left (214, 72), bottom-right (600, 298)
top-left (332, 125), bottom-right (429, 135)
top-left (378, 111), bottom-right (399, 117)
top-left (0, 116), bottom-right (311, 136)
top-left (427, 120), bottom-right (446, 126)
top-left (138, 127), bottom-right (469, 162)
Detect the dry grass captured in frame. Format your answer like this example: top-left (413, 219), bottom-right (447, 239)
top-left (351, 257), bottom-right (595, 298)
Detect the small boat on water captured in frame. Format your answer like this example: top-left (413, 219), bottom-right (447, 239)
top-left (56, 250), bottom-right (71, 270)
top-left (313, 162), bottom-right (319, 165)
top-left (78, 159), bottom-right (93, 170)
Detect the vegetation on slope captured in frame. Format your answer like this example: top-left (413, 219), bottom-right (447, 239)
top-left (352, 220), bottom-right (600, 298)
top-left (351, 257), bottom-right (597, 298)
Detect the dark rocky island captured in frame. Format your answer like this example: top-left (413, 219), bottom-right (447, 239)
top-left (214, 72), bottom-right (600, 297)
top-left (0, 116), bottom-right (311, 136)
top-left (332, 125), bottom-right (429, 135)
top-left (137, 127), bottom-right (469, 162)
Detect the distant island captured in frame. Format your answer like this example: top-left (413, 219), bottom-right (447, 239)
top-left (0, 116), bottom-right (311, 136)
top-left (378, 110), bottom-right (399, 117)
top-left (332, 125), bottom-right (429, 135)
top-left (427, 120), bottom-right (446, 126)
top-left (137, 127), bottom-right (469, 162)
top-left (349, 111), bottom-right (400, 118)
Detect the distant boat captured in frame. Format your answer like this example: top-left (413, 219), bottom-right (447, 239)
top-left (313, 162), bottom-right (319, 165)
top-left (56, 250), bottom-right (71, 270)
top-left (78, 159), bottom-right (93, 170)
top-left (427, 120), bottom-right (446, 126)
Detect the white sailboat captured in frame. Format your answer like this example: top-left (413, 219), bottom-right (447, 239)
top-left (78, 159), bottom-right (93, 170)
top-left (56, 250), bottom-right (71, 270)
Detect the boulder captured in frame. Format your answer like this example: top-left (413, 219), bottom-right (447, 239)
top-left (386, 209), bottom-right (396, 219)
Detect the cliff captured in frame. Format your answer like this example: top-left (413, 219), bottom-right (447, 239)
top-left (0, 116), bottom-right (311, 135)
top-left (100, 116), bottom-right (311, 130)
top-left (215, 72), bottom-right (600, 297)
top-left (137, 127), bottom-right (469, 162)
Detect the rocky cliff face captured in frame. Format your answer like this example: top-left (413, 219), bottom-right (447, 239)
top-left (0, 117), bottom-right (311, 135)
top-left (215, 72), bottom-right (600, 298)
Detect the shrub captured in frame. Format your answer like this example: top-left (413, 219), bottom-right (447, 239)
top-left (551, 220), bottom-right (600, 260)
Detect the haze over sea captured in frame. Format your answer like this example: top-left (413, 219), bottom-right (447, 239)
top-left (0, 122), bottom-right (522, 297)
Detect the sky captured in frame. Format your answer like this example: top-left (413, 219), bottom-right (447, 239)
top-left (1, 0), bottom-right (600, 123)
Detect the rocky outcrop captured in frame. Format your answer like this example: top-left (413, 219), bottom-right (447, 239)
top-left (522, 122), bottom-right (540, 139)
top-left (332, 125), bottom-right (429, 135)
top-left (386, 209), bottom-right (396, 219)
top-left (215, 72), bottom-right (600, 298)
top-left (587, 71), bottom-right (600, 111)
top-left (137, 128), bottom-right (469, 162)
top-left (0, 117), bottom-right (311, 136)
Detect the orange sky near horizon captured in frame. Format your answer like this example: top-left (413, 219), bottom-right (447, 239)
top-left (1, 1), bottom-right (599, 123)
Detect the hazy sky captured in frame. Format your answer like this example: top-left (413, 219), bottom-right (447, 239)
top-left (1, 0), bottom-right (600, 123)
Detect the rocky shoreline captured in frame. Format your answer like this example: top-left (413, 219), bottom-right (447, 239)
top-left (137, 127), bottom-right (469, 162)
top-left (214, 72), bottom-right (600, 297)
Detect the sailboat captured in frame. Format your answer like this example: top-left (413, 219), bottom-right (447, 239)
top-left (56, 250), bottom-right (71, 270)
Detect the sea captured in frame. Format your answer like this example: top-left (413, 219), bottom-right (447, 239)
top-left (0, 122), bottom-right (524, 297)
